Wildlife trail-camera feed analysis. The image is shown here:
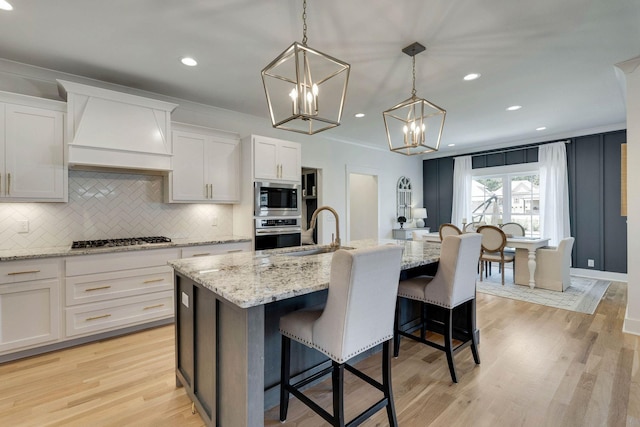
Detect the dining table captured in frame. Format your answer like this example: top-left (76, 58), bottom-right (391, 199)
top-left (416, 232), bottom-right (550, 289)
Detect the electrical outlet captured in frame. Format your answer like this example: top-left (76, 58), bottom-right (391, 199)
top-left (17, 220), bottom-right (29, 233)
top-left (587, 259), bottom-right (595, 267)
top-left (212, 215), bottom-right (218, 226)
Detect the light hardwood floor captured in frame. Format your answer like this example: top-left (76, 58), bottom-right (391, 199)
top-left (1, 281), bottom-right (638, 427)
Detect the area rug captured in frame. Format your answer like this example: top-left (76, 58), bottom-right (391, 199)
top-left (476, 268), bottom-right (611, 314)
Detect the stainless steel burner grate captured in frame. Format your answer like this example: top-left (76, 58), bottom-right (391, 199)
top-left (71, 236), bottom-right (171, 249)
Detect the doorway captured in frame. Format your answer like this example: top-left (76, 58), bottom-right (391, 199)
top-left (348, 171), bottom-right (379, 241)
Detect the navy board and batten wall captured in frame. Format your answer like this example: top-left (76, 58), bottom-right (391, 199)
top-left (422, 129), bottom-right (627, 274)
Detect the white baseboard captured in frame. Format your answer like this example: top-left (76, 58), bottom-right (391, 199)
top-left (570, 268), bottom-right (627, 282)
top-left (623, 307), bottom-right (640, 336)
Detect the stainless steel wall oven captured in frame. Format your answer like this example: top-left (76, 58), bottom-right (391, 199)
top-left (254, 218), bottom-right (301, 250)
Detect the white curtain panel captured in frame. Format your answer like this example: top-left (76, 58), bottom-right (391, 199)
top-left (451, 156), bottom-right (473, 227)
top-left (539, 142), bottom-right (571, 246)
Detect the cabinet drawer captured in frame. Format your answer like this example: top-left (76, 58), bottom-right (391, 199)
top-left (65, 266), bottom-right (173, 306)
top-left (65, 248), bottom-right (181, 276)
top-left (0, 258), bottom-right (60, 284)
top-left (65, 291), bottom-right (173, 337)
top-left (181, 242), bottom-right (250, 258)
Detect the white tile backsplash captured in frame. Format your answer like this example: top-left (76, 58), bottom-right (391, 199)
top-left (0, 171), bottom-right (234, 250)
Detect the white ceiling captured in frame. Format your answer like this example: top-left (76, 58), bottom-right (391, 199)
top-left (0, 0), bottom-right (638, 154)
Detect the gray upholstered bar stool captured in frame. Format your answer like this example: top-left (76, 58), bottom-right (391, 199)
top-left (393, 233), bottom-right (482, 383)
top-left (279, 245), bottom-right (404, 427)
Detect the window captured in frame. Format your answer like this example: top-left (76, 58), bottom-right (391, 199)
top-left (472, 165), bottom-right (540, 237)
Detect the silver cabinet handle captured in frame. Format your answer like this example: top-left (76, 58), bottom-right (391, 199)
top-left (192, 253), bottom-right (211, 257)
top-left (6, 173), bottom-right (9, 195)
top-left (144, 303), bottom-right (165, 310)
top-left (143, 278), bottom-right (164, 284)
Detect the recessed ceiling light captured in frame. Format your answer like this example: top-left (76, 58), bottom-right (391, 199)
top-left (181, 57), bottom-right (198, 67)
top-left (0, 0), bottom-right (13, 11)
top-left (463, 73), bottom-right (481, 81)
top-left (536, 126), bottom-right (547, 131)
top-left (354, 113), bottom-right (365, 118)
top-left (448, 143), bottom-right (455, 147)
top-left (506, 105), bottom-right (522, 111)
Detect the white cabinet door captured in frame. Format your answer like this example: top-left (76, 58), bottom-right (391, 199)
top-left (171, 130), bottom-right (207, 201)
top-left (2, 104), bottom-right (65, 201)
top-left (278, 140), bottom-right (302, 182)
top-left (253, 137), bottom-right (279, 181)
top-left (206, 136), bottom-right (240, 202)
top-left (0, 279), bottom-right (60, 353)
top-left (253, 136), bottom-right (301, 183)
top-left (168, 126), bottom-right (240, 203)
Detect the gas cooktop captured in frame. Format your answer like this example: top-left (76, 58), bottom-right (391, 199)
top-left (71, 236), bottom-right (172, 249)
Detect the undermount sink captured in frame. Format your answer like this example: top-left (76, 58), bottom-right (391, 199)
top-left (283, 246), bottom-right (354, 257)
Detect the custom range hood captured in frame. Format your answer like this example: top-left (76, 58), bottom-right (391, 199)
top-left (58, 80), bottom-right (178, 172)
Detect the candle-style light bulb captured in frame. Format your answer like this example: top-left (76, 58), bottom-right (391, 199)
top-left (289, 88), bottom-right (298, 114)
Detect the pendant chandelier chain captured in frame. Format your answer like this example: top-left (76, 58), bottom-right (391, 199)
top-left (302, 0), bottom-right (308, 46)
top-left (411, 56), bottom-right (417, 97)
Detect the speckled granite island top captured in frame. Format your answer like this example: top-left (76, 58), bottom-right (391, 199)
top-left (0, 235), bottom-right (251, 261)
top-left (168, 238), bottom-right (442, 309)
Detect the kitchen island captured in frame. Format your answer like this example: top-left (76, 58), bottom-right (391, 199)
top-left (168, 238), bottom-right (442, 427)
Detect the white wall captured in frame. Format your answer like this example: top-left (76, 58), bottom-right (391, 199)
top-left (618, 56), bottom-right (640, 336)
top-left (0, 59), bottom-right (424, 248)
top-left (349, 173), bottom-right (378, 241)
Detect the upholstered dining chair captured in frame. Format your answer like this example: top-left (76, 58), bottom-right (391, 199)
top-left (439, 223), bottom-right (462, 241)
top-left (515, 237), bottom-right (575, 291)
top-left (477, 225), bottom-right (515, 286)
top-left (500, 222), bottom-right (525, 237)
top-left (464, 221), bottom-right (485, 232)
top-left (499, 222), bottom-right (525, 270)
top-left (394, 233), bottom-right (482, 383)
top-left (279, 245), bottom-right (404, 427)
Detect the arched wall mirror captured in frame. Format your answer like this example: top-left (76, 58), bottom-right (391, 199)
top-left (397, 176), bottom-right (413, 221)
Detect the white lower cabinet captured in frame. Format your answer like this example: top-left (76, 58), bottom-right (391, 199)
top-left (65, 291), bottom-right (173, 337)
top-left (181, 241), bottom-right (251, 257)
top-left (64, 248), bottom-right (180, 338)
top-left (0, 259), bottom-right (61, 354)
top-left (0, 242), bottom-right (251, 359)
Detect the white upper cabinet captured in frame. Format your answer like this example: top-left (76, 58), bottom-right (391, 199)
top-left (166, 123), bottom-right (241, 203)
top-left (253, 135), bottom-right (301, 183)
top-left (0, 93), bottom-right (66, 202)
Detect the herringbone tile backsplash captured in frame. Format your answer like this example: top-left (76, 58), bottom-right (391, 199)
top-left (0, 171), bottom-right (234, 250)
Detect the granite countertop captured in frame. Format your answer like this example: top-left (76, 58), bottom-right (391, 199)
top-left (0, 235), bottom-right (252, 262)
top-left (168, 239), bottom-right (442, 309)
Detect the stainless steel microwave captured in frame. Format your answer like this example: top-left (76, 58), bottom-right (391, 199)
top-left (254, 181), bottom-right (301, 217)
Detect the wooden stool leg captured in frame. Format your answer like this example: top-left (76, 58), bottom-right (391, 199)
top-left (393, 299), bottom-right (401, 358)
top-left (331, 361), bottom-right (345, 427)
top-left (279, 336), bottom-right (291, 422)
top-left (420, 302), bottom-right (427, 340)
top-left (444, 309), bottom-right (458, 383)
top-left (383, 340), bottom-right (398, 427)
top-left (467, 299), bottom-right (480, 365)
